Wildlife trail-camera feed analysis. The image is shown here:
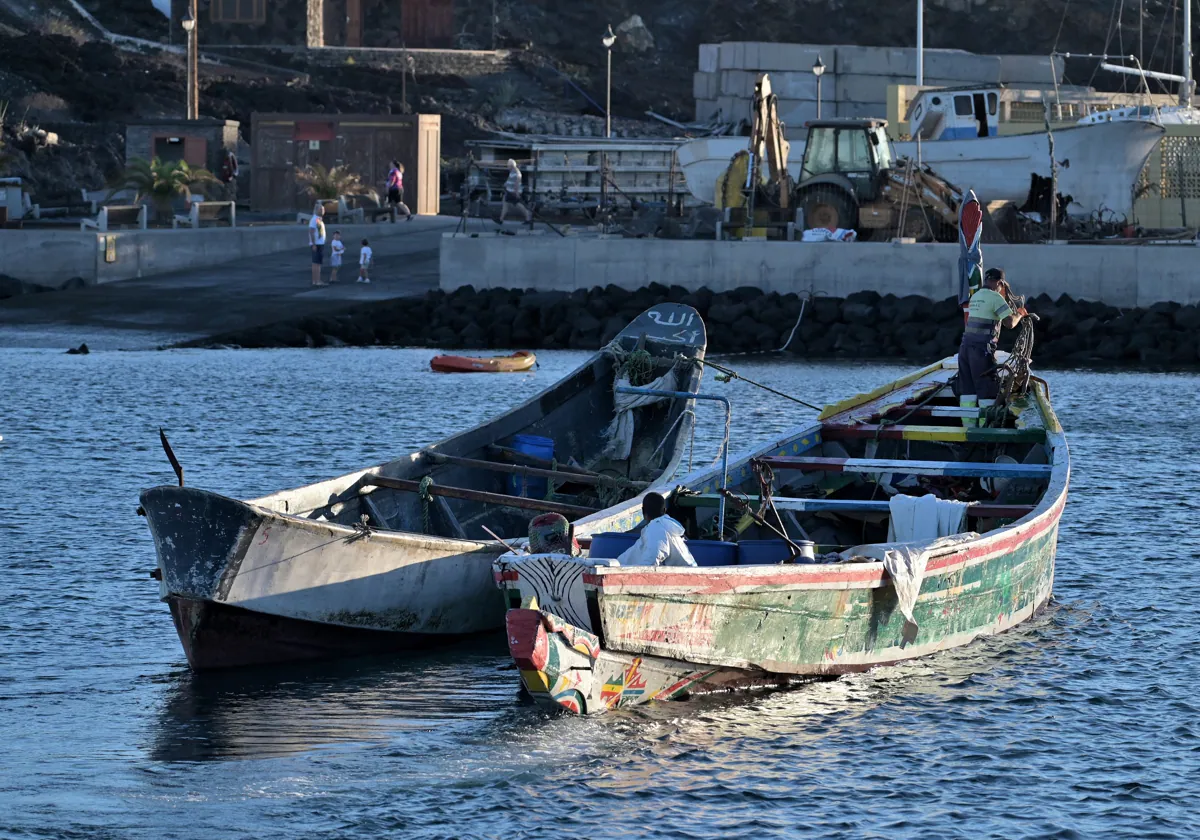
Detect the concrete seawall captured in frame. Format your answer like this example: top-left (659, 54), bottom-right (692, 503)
top-left (1, 222), bottom-right (420, 288)
top-left (439, 235), bottom-right (1200, 308)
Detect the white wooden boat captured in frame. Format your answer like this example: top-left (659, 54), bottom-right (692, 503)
top-left (141, 305), bottom-right (707, 670)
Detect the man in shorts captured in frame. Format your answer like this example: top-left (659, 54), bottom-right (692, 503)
top-left (308, 203), bottom-right (327, 287)
top-left (958, 267), bottom-right (1027, 424)
top-left (498, 158), bottom-right (532, 224)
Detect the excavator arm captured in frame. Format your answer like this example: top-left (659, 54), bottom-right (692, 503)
top-left (749, 74), bottom-right (794, 208)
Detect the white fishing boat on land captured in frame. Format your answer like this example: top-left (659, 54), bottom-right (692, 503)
top-left (676, 84), bottom-right (1165, 219)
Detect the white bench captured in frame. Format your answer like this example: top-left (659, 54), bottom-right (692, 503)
top-left (173, 201), bottom-right (236, 229)
top-left (80, 187), bottom-right (137, 215)
top-left (297, 196), bottom-right (364, 225)
top-left (80, 204), bottom-right (148, 232)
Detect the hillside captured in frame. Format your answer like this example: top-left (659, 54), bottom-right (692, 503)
top-left (0, 0), bottom-right (1189, 200)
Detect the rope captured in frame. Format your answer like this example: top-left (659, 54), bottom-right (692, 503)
top-left (418, 475), bottom-right (434, 534)
top-left (774, 294), bottom-right (809, 352)
top-left (698, 358), bottom-right (822, 411)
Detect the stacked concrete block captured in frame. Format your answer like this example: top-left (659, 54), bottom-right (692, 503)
top-left (692, 42), bottom-right (1065, 131)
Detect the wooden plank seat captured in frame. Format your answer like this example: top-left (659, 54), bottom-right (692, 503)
top-left (359, 474), bottom-right (598, 519)
top-left (821, 424), bottom-right (1045, 444)
top-left (173, 200), bottom-right (236, 229)
top-left (80, 204), bottom-right (147, 232)
top-left (756, 456), bottom-right (1053, 479)
top-left (674, 493), bottom-right (1035, 519)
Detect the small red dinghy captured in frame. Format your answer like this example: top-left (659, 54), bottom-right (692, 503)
top-left (430, 350), bottom-right (536, 373)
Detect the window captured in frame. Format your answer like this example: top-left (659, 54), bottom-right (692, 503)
top-left (954, 95), bottom-right (973, 116)
top-left (802, 128), bottom-right (837, 177)
top-left (837, 128), bottom-right (872, 171)
top-left (987, 93), bottom-right (998, 115)
top-left (211, 0), bottom-right (266, 24)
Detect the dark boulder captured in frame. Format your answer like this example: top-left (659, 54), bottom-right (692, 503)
top-left (65, 342), bottom-right (90, 355)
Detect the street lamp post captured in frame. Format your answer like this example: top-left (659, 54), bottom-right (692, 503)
top-left (601, 25), bottom-right (616, 219)
top-left (602, 25), bottom-right (616, 138)
top-left (812, 54), bottom-right (825, 119)
top-left (181, 2), bottom-right (197, 120)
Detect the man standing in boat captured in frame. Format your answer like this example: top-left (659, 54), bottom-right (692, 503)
top-left (959, 267), bottom-right (1026, 423)
top-left (617, 493), bottom-right (697, 567)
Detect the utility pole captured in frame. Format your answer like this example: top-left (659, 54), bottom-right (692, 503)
top-left (1185, 0), bottom-right (1194, 106)
top-left (916, 0), bottom-right (924, 86)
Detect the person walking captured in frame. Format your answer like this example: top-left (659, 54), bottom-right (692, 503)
top-left (498, 158), bottom-right (532, 224)
top-left (308, 203), bottom-right (327, 287)
top-left (357, 238), bottom-right (373, 284)
top-left (958, 267), bottom-right (1027, 425)
top-left (386, 160), bottom-right (413, 222)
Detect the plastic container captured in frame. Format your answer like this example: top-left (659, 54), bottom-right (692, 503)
top-left (508, 434), bottom-right (555, 498)
top-left (687, 540), bottom-right (738, 567)
top-left (588, 532), bottom-right (640, 559)
top-left (737, 539), bottom-right (817, 565)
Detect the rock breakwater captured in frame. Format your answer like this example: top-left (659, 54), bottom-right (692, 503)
top-left (189, 284), bottom-right (1200, 369)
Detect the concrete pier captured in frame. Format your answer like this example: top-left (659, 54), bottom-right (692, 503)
top-left (2, 218), bottom-right (448, 288)
top-left (439, 234), bottom-right (1200, 309)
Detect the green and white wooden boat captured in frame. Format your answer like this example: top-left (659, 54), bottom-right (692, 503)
top-left (496, 356), bottom-right (1068, 714)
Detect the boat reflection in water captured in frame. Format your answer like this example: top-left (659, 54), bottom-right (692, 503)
top-left (147, 639), bottom-right (511, 762)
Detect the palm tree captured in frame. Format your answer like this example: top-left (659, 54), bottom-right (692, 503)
top-left (294, 163), bottom-right (372, 201)
top-left (109, 157), bottom-right (219, 220)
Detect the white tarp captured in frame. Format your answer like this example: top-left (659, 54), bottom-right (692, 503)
top-left (887, 493), bottom-right (968, 543)
top-left (601, 368), bottom-right (678, 461)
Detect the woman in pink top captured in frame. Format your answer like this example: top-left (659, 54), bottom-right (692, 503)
top-left (386, 160), bottom-right (413, 222)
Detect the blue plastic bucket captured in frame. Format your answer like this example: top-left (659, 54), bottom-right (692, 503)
top-left (737, 540), bottom-right (793, 565)
top-left (687, 540), bottom-right (738, 567)
top-left (508, 434), bottom-right (554, 498)
top-left (588, 532), bottom-right (640, 559)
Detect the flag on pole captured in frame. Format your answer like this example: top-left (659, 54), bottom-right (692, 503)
top-left (958, 190), bottom-right (983, 310)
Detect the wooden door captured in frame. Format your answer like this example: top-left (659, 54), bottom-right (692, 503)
top-left (346, 0), bottom-right (362, 47)
top-left (253, 125), bottom-right (294, 212)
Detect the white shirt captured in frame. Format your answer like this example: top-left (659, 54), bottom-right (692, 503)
top-left (505, 169), bottom-right (522, 194)
top-left (309, 215), bottom-right (326, 245)
top-left (359, 245), bottom-right (372, 266)
top-left (331, 240), bottom-right (345, 258)
top-left (616, 516), bottom-right (697, 567)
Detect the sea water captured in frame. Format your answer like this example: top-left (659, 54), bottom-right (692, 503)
top-left (1, 348), bottom-right (1196, 838)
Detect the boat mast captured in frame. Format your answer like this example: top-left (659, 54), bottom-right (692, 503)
top-left (916, 0), bottom-right (925, 86)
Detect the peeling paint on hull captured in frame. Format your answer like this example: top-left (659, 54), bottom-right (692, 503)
top-left (168, 596), bottom-right (480, 670)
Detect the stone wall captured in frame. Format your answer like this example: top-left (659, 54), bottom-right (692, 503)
top-left (183, 283), bottom-right (1200, 370)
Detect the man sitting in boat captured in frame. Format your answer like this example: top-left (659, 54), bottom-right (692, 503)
top-left (959, 267), bottom-right (1027, 423)
top-left (616, 493), bottom-right (697, 567)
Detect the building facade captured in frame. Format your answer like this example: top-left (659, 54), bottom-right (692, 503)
top-left (170, 0), bottom-right (458, 49)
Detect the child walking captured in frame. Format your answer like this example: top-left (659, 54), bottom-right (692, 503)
top-left (358, 239), bottom-right (373, 283)
top-left (329, 231), bottom-right (345, 283)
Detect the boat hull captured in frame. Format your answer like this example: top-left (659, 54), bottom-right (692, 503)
top-left (430, 351), bottom-right (536, 373)
top-left (143, 485), bottom-right (505, 669)
top-left (508, 501), bottom-right (1060, 714)
top-left (168, 596), bottom-right (474, 670)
